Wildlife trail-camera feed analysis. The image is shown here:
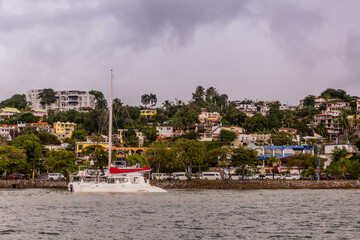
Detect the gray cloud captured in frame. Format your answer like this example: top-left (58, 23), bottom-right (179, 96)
top-left (249, 0), bottom-right (325, 68)
top-left (0, 0), bottom-right (360, 105)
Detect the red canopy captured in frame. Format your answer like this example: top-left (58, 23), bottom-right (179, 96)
top-left (109, 166), bottom-right (150, 174)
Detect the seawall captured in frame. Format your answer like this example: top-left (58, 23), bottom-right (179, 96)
top-left (2, 180), bottom-right (360, 189)
top-left (151, 180), bottom-right (360, 189)
top-left (0, 180), bottom-right (67, 189)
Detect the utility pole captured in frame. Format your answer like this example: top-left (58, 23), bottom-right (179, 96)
top-left (318, 144), bottom-right (321, 181)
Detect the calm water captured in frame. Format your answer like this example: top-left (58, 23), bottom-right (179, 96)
top-left (1, 189), bottom-right (360, 240)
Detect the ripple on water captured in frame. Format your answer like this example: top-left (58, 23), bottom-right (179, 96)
top-left (1, 189), bottom-right (360, 239)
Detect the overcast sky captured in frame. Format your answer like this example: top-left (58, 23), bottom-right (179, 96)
top-left (1, 0), bottom-right (360, 106)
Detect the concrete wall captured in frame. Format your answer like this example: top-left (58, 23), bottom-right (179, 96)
top-left (0, 180), bottom-right (67, 189)
top-left (151, 180), bottom-right (360, 190)
top-left (2, 180), bottom-right (360, 190)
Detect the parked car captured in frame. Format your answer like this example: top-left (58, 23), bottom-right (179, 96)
top-left (170, 172), bottom-right (187, 180)
top-left (319, 173), bottom-right (328, 180)
top-left (190, 173), bottom-right (199, 180)
top-left (261, 173), bottom-right (277, 180)
top-left (274, 174), bottom-right (284, 180)
top-left (151, 173), bottom-right (169, 180)
top-left (343, 174), bottom-right (358, 180)
top-left (7, 173), bottom-right (27, 180)
top-left (200, 172), bottom-right (221, 180)
top-left (48, 173), bottom-right (65, 180)
top-left (300, 175), bottom-right (316, 180)
top-left (229, 175), bottom-right (241, 180)
top-left (282, 174), bottom-right (301, 180)
top-left (328, 174), bottom-right (337, 180)
top-left (239, 175), bottom-right (256, 180)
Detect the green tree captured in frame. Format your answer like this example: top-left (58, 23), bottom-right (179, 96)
top-left (283, 111), bottom-right (296, 128)
top-left (171, 104), bottom-right (200, 130)
top-left (325, 157), bottom-right (360, 178)
top-left (339, 112), bottom-right (351, 137)
top-left (207, 146), bottom-right (231, 178)
top-left (270, 132), bottom-right (295, 146)
top-left (192, 85), bottom-right (205, 104)
top-left (267, 103), bottom-right (283, 130)
top-left (12, 134), bottom-right (44, 178)
top-left (205, 87), bottom-right (218, 103)
top-left (303, 95), bottom-right (315, 107)
top-left (231, 147), bottom-right (260, 178)
top-left (321, 88), bottom-right (347, 100)
top-left (170, 139), bottom-right (206, 179)
top-left (81, 145), bottom-right (114, 173)
top-left (183, 130), bottom-right (200, 140)
top-left (244, 114), bottom-right (268, 133)
top-left (18, 113), bottom-right (40, 123)
top-left (141, 126), bottom-right (158, 143)
top-left (355, 139), bottom-right (360, 152)
top-left (0, 136), bottom-right (6, 147)
top-left (141, 94), bottom-right (150, 108)
top-left (332, 148), bottom-right (348, 162)
top-left (71, 129), bottom-right (87, 141)
top-left (37, 88), bottom-right (57, 107)
top-left (287, 153), bottom-right (324, 174)
top-left (219, 129), bottom-right (237, 143)
top-left (89, 90), bottom-right (107, 109)
top-left (37, 132), bottom-right (61, 145)
top-left (127, 153), bottom-right (149, 168)
top-left (315, 122), bottom-right (329, 138)
top-left (144, 142), bottom-right (170, 173)
top-left (43, 149), bottom-right (77, 181)
top-left (222, 106), bottom-right (248, 127)
top-left (265, 155), bottom-right (281, 179)
top-left (0, 94), bottom-right (27, 110)
top-left (19, 126), bottom-right (38, 136)
top-left (0, 145), bottom-right (27, 176)
top-left (149, 93), bottom-right (157, 107)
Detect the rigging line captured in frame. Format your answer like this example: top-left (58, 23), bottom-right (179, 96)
top-left (124, 106), bottom-right (136, 129)
top-left (88, 108), bottom-right (107, 160)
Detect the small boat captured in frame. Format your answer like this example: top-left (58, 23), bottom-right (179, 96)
top-left (68, 70), bottom-right (166, 193)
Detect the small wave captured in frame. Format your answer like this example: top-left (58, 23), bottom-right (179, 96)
top-left (38, 231), bottom-right (60, 235)
top-left (0, 229), bottom-right (16, 235)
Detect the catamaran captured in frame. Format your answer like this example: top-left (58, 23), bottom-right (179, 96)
top-left (68, 70), bottom-right (166, 193)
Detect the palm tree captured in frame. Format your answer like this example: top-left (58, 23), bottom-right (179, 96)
top-left (315, 122), bottom-right (328, 138)
top-left (149, 93), bottom-right (157, 107)
top-left (266, 155), bottom-right (281, 179)
top-left (205, 87), bottom-right (218, 103)
top-left (350, 114), bottom-right (360, 137)
top-left (283, 111), bottom-right (296, 128)
top-left (339, 112), bottom-right (351, 139)
top-left (141, 94), bottom-right (150, 108)
top-left (192, 85), bottom-right (205, 103)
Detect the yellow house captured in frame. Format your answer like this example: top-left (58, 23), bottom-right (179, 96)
top-left (75, 141), bottom-right (108, 157)
top-left (53, 121), bottom-right (76, 139)
top-left (140, 109), bottom-right (157, 116)
top-left (0, 107), bottom-right (20, 119)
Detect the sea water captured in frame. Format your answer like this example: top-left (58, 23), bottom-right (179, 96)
top-left (1, 189), bottom-right (360, 239)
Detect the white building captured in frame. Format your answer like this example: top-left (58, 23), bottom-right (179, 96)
top-left (0, 125), bottom-right (16, 140)
top-left (156, 125), bottom-right (173, 138)
top-left (27, 89), bottom-right (95, 111)
top-left (323, 144), bottom-right (358, 167)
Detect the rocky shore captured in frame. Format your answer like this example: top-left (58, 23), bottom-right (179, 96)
top-left (2, 179), bottom-right (360, 189)
top-left (151, 180), bottom-right (360, 189)
top-left (0, 180), bottom-right (67, 189)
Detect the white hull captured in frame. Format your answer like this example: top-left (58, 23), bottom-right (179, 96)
top-left (68, 179), bottom-right (166, 193)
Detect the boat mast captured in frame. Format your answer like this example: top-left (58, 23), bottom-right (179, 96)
top-left (108, 69), bottom-right (113, 169)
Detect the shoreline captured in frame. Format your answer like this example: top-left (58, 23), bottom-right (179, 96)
top-left (2, 180), bottom-right (360, 190)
